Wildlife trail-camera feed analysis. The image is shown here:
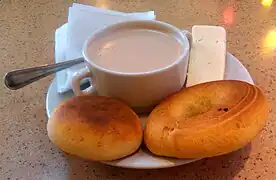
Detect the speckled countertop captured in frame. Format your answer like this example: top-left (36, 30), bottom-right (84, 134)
top-left (0, 0), bottom-right (275, 179)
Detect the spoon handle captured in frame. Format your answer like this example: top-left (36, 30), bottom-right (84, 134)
top-left (4, 57), bottom-right (85, 90)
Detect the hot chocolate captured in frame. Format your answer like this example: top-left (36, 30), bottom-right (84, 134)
top-left (87, 28), bottom-right (183, 73)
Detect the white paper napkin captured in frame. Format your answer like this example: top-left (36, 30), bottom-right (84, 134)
top-left (55, 3), bottom-right (156, 94)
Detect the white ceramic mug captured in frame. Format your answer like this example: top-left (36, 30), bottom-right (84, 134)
top-left (72, 20), bottom-right (190, 112)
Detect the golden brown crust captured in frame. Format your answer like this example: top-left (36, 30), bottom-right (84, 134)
top-left (47, 95), bottom-right (143, 161)
top-left (144, 80), bottom-right (268, 159)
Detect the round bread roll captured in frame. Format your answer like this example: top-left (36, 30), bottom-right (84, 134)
top-left (144, 80), bottom-right (268, 159)
top-left (47, 95), bottom-right (143, 161)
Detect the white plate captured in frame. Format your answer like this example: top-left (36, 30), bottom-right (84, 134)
top-left (46, 31), bottom-right (254, 169)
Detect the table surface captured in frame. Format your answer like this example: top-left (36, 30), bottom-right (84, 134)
top-left (0, 0), bottom-right (275, 179)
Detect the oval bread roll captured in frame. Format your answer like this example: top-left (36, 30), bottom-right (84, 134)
top-left (144, 80), bottom-right (268, 159)
top-left (47, 95), bottom-right (143, 161)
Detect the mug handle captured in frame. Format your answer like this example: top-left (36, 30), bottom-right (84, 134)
top-left (71, 66), bottom-right (96, 95)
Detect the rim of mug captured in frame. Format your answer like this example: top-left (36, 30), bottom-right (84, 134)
top-left (82, 20), bottom-right (190, 77)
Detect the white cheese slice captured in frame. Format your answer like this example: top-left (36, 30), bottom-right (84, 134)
top-left (186, 25), bottom-right (226, 87)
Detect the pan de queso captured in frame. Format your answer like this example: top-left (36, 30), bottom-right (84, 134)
top-left (47, 95), bottom-right (143, 161)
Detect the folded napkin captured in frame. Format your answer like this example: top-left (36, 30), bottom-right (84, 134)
top-left (55, 3), bottom-right (156, 94)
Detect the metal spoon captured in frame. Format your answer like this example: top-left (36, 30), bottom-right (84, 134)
top-left (4, 57), bottom-right (85, 90)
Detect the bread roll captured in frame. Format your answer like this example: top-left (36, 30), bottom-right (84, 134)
top-left (144, 80), bottom-right (268, 159)
top-left (47, 95), bottom-right (143, 161)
